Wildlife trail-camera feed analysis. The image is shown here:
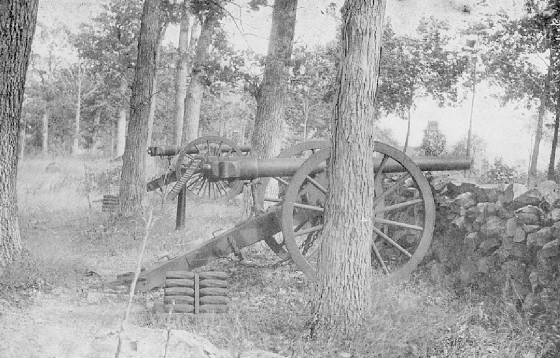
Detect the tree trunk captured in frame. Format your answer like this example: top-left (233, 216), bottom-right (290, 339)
top-left (41, 110), bottom-right (48, 155)
top-left (311, 0), bottom-right (386, 337)
top-left (466, 58), bottom-right (477, 158)
top-left (116, 108), bottom-right (127, 157)
top-left (249, 0), bottom-right (297, 209)
top-left (72, 65), bottom-right (82, 155)
top-left (174, 1), bottom-right (191, 147)
top-left (0, 0), bottom-right (39, 266)
top-left (403, 105), bottom-right (411, 153)
top-left (547, 88), bottom-right (560, 180)
top-left (303, 95), bottom-right (309, 140)
top-left (528, 53), bottom-right (552, 186)
top-left (119, 0), bottom-right (162, 216)
top-left (182, 14), bottom-right (217, 144)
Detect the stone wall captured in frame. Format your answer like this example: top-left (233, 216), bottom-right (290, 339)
top-left (427, 180), bottom-right (560, 314)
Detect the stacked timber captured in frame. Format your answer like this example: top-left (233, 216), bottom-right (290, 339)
top-left (163, 271), bottom-right (229, 314)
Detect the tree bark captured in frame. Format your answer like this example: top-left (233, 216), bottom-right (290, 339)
top-left (249, 0), bottom-right (297, 208)
top-left (72, 65), bottom-right (83, 155)
top-left (119, 0), bottom-right (162, 216)
top-left (174, 0), bottom-right (192, 147)
top-left (311, 0), bottom-right (386, 337)
top-left (0, 0), bottom-right (39, 266)
top-left (528, 52), bottom-right (552, 186)
top-left (182, 14), bottom-right (217, 144)
top-left (41, 110), bottom-right (48, 155)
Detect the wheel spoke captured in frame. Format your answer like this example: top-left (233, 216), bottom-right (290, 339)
top-left (274, 177), bottom-right (289, 186)
top-left (374, 218), bottom-right (423, 232)
top-left (371, 225), bottom-right (413, 258)
top-left (371, 240), bottom-right (389, 274)
top-left (186, 174), bottom-right (203, 190)
top-left (196, 180), bottom-right (207, 195)
top-left (293, 202), bottom-right (324, 212)
top-left (295, 224), bottom-right (323, 237)
top-left (372, 173), bottom-right (410, 207)
top-left (375, 199), bottom-right (423, 214)
top-left (305, 176), bottom-right (327, 194)
top-left (264, 197), bottom-right (282, 203)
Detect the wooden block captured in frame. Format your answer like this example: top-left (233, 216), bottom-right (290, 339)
top-left (199, 304), bottom-right (228, 313)
top-left (164, 295), bottom-right (194, 305)
top-left (200, 296), bottom-right (229, 305)
top-left (166, 271), bottom-right (195, 279)
top-left (164, 303), bottom-right (194, 313)
top-left (165, 279), bottom-right (194, 288)
top-left (199, 271), bottom-right (228, 280)
top-left (199, 287), bottom-right (227, 297)
top-left (199, 279), bottom-right (227, 288)
top-left (164, 287), bottom-right (194, 296)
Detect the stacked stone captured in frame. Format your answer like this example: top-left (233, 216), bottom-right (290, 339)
top-left (163, 271), bottom-right (229, 314)
top-left (430, 180), bottom-right (560, 312)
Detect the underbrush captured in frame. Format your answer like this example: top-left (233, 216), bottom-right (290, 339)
top-left (141, 256), bottom-right (547, 357)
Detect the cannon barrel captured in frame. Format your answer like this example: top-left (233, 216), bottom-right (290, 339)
top-left (213, 156), bottom-right (472, 180)
top-left (147, 144), bottom-right (251, 157)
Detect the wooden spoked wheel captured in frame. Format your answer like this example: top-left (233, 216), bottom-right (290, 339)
top-left (281, 142), bottom-right (436, 280)
top-left (262, 140), bottom-right (330, 208)
top-left (260, 140), bottom-right (330, 258)
top-left (171, 136), bottom-right (244, 201)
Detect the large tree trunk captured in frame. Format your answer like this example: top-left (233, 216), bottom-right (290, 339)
top-left (528, 52), bottom-right (552, 186)
top-left (182, 14), bottom-right (217, 144)
top-left (0, 0), bottom-right (39, 266)
top-left (249, 0), bottom-right (297, 210)
top-left (41, 110), bottom-right (48, 155)
top-left (174, 1), bottom-right (192, 147)
top-left (119, 0), bottom-right (162, 216)
top-left (72, 65), bottom-right (83, 155)
top-left (311, 0), bottom-right (386, 337)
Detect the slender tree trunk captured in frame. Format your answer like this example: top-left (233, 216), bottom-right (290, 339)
top-left (466, 58), bottom-right (477, 158)
top-left (528, 54), bottom-right (552, 186)
top-left (547, 89), bottom-right (560, 180)
top-left (0, 0), bottom-right (39, 266)
top-left (182, 14), bottom-right (217, 144)
top-left (403, 105), bottom-right (411, 153)
top-left (119, 0), bottom-right (162, 216)
top-left (249, 0), bottom-right (297, 209)
top-left (72, 66), bottom-right (82, 155)
top-left (311, 0), bottom-right (386, 337)
top-left (41, 110), bottom-right (48, 155)
top-left (303, 96), bottom-right (309, 140)
top-left (174, 1), bottom-right (191, 147)
top-left (117, 77), bottom-right (128, 157)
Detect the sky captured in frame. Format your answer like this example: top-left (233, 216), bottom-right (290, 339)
top-left (36, 0), bottom-right (551, 171)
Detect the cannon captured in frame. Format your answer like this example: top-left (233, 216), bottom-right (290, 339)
top-left (115, 136), bottom-right (471, 291)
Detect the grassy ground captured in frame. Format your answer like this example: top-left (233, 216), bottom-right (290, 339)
top-left (0, 156), bottom-right (551, 357)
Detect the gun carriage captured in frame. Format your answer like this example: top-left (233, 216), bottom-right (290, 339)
top-left (118, 135), bottom-right (471, 291)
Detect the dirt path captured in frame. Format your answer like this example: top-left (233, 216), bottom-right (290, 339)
top-left (0, 288), bottom-right (139, 358)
